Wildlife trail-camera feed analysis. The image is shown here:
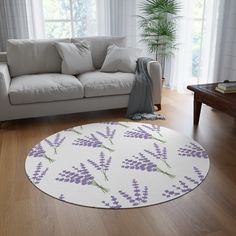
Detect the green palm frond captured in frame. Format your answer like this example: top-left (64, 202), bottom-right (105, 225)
top-left (137, 0), bottom-right (181, 74)
top-left (140, 0), bottom-right (181, 15)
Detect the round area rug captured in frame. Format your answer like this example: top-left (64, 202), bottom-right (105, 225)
top-left (25, 122), bottom-right (210, 209)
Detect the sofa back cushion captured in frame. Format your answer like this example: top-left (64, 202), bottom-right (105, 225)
top-left (71, 36), bottom-right (126, 69)
top-left (7, 38), bottom-right (70, 77)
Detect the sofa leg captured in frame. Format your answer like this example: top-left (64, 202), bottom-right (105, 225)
top-left (154, 104), bottom-right (161, 111)
top-left (0, 121), bottom-right (6, 129)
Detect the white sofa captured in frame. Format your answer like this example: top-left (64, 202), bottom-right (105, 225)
top-left (0, 36), bottom-right (162, 122)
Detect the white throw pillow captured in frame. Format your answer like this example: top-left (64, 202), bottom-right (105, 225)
top-left (100, 44), bottom-right (141, 73)
top-left (55, 41), bottom-right (95, 75)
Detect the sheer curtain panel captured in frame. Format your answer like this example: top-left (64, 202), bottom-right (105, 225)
top-left (26, 0), bottom-right (45, 39)
top-left (97, 0), bottom-right (137, 47)
top-left (0, 0), bottom-right (29, 51)
top-left (167, 0), bottom-right (225, 91)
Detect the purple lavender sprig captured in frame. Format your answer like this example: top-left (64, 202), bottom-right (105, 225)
top-left (124, 127), bottom-right (166, 143)
top-left (144, 143), bottom-right (170, 168)
top-left (162, 166), bottom-right (205, 198)
top-left (162, 179), bottom-right (192, 198)
top-left (96, 126), bottom-right (116, 145)
top-left (44, 133), bottom-right (66, 154)
top-left (119, 179), bottom-right (149, 206)
top-left (29, 143), bottom-right (55, 163)
top-left (122, 153), bottom-right (175, 178)
top-left (178, 142), bottom-right (208, 159)
top-left (102, 179), bottom-right (148, 208)
top-left (30, 162), bottom-right (48, 185)
top-left (193, 166), bottom-right (205, 182)
top-left (102, 196), bottom-right (122, 208)
top-left (55, 163), bottom-right (109, 193)
top-left (101, 122), bottom-right (129, 128)
top-left (66, 128), bottom-right (82, 136)
top-left (59, 194), bottom-right (65, 201)
top-left (72, 134), bottom-right (114, 152)
top-left (88, 152), bottom-right (112, 181)
top-left (142, 124), bottom-right (163, 137)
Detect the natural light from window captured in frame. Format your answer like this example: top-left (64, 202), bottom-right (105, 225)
top-left (192, 0), bottom-right (205, 79)
top-left (42, 0), bottom-right (97, 38)
top-left (42, 0), bottom-right (206, 83)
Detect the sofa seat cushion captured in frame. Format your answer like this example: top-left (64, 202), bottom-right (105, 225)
top-left (9, 74), bottom-right (84, 105)
top-left (77, 71), bottom-right (135, 98)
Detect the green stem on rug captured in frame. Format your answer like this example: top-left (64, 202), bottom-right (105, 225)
top-left (100, 145), bottom-right (114, 152)
top-left (152, 136), bottom-right (166, 143)
top-left (92, 180), bottom-right (109, 193)
top-left (102, 169), bottom-right (109, 181)
top-left (162, 159), bottom-right (171, 168)
top-left (43, 154), bottom-right (55, 163)
top-left (120, 123), bottom-right (129, 128)
top-left (156, 166), bottom-right (175, 179)
top-left (72, 130), bottom-right (82, 135)
top-left (108, 138), bottom-right (113, 145)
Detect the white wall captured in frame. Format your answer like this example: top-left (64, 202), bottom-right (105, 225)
top-left (217, 0), bottom-right (236, 82)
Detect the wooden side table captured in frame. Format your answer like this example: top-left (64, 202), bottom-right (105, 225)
top-left (187, 83), bottom-right (236, 125)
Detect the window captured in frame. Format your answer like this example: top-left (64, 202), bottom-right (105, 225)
top-left (192, 0), bottom-right (205, 78)
top-left (42, 0), bottom-right (97, 38)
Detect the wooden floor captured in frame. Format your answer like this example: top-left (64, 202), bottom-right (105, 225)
top-left (0, 88), bottom-right (235, 236)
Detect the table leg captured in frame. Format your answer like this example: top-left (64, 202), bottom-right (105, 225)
top-left (194, 99), bottom-right (202, 125)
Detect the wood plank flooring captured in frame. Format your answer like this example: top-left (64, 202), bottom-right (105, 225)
top-left (0, 88), bottom-right (235, 236)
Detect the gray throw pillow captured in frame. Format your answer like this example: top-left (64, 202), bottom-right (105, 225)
top-left (100, 44), bottom-right (141, 73)
top-left (55, 41), bottom-right (95, 75)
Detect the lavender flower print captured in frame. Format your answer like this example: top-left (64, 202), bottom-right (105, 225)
top-left (192, 166), bottom-right (205, 182)
top-left (124, 127), bottom-right (166, 143)
top-left (30, 162), bottom-right (48, 185)
top-left (101, 121), bottom-right (129, 128)
top-left (65, 128), bottom-right (82, 136)
top-left (178, 142), bottom-right (208, 158)
top-left (44, 133), bottom-right (66, 154)
top-left (162, 166), bottom-right (205, 198)
top-left (144, 143), bottom-right (170, 168)
top-left (59, 194), bottom-right (65, 200)
top-left (73, 134), bottom-right (114, 152)
top-left (55, 163), bottom-right (109, 193)
top-left (102, 179), bottom-right (148, 208)
top-left (162, 180), bottom-right (192, 198)
top-left (119, 179), bottom-right (148, 206)
top-left (122, 153), bottom-right (175, 178)
top-left (29, 143), bottom-right (54, 163)
top-left (142, 124), bottom-right (163, 137)
top-left (88, 152), bottom-right (112, 181)
top-left (96, 126), bottom-right (116, 145)
top-left (102, 196), bottom-right (122, 208)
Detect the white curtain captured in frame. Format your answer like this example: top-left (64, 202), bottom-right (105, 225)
top-left (213, 0), bottom-right (236, 83)
top-left (198, 0), bottom-right (225, 84)
top-left (166, 0), bottom-right (194, 91)
top-left (26, 0), bottom-right (45, 39)
top-left (0, 0), bottom-right (45, 51)
top-left (97, 0), bottom-right (137, 47)
top-left (166, 0), bottom-right (225, 91)
top-left (0, 0), bottom-right (29, 51)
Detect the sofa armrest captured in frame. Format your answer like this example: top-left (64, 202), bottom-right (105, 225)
top-left (0, 52), bottom-right (7, 62)
top-left (0, 63), bottom-right (11, 97)
top-left (147, 60), bottom-right (162, 108)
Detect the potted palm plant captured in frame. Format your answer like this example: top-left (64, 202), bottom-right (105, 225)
top-left (138, 0), bottom-right (181, 80)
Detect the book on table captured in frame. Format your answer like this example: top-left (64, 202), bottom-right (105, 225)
top-left (218, 81), bottom-right (236, 91)
top-left (215, 86), bottom-right (236, 94)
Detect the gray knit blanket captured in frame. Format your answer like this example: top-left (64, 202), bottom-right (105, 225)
top-left (126, 57), bottom-right (165, 120)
